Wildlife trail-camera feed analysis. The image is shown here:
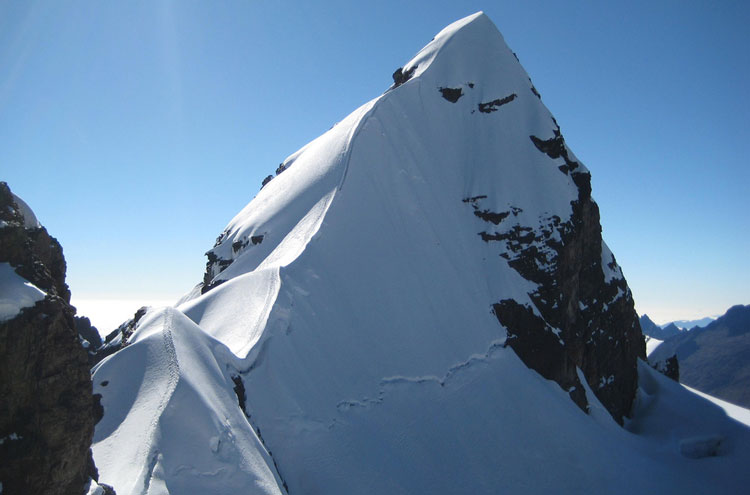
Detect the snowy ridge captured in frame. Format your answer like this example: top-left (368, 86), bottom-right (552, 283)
top-left (92, 308), bottom-right (285, 494)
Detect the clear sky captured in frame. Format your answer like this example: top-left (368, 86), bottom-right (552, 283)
top-left (2, 0), bottom-right (748, 331)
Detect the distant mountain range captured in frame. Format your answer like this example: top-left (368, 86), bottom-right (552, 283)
top-left (640, 314), bottom-right (682, 341)
top-left (640, 314), bottom-right (717, 342)
top-left (661, 316), bottom-right (717, 330)
top-left (649, 305), bottom-right (750, 408)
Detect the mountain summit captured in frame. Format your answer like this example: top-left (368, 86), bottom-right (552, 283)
top-left (91, 13), bottom-right (750, 494)
top-left (191, 10), bottom-right (644, 423)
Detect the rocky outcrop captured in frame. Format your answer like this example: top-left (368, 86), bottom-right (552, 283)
top-left (0, 182), bottom-right (110, 494)
top-left (470, 127), bottom-right (645, 424)
top-left (439, 87), bottom-right (463, 102)
top-left (0, 187), bottom-right (70, 304)
top-left (651, 354), bottom-right (680, 381)
top-left (391, 66), bottom-right (415, 88)
top-left (477, 93), bottom-right (517, 113)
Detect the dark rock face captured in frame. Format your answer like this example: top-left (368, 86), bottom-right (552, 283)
top-left (201, 249), bottom-right (233, 294)
top-left (0, 182), bottom-right (104, 494)
top-left (0, 184), bottom-right (70, 303)
top-left (466, 130), bottom-right (645, 424)
top-left (0, 300), bottom-right (97, 495)
top-left (649, 305), bottom-right (750, 407)
top-left (75, 316), bottom-right (105, 366)
top-left (75, 316), bottom-right (102, 349)
top-left (651, 354), bottom-right (680, 381)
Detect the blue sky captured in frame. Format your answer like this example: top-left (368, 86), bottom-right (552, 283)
top-left (2, 0), bottom-right (748, 330)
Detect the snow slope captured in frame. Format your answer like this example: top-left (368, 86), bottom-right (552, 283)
top-left (685, 385), bottom-right (750, 427)
top-left (92, 12), bottom-right (750, 494)
top-left (92, 307), bottom-right (285, 494)
top-left (645, 335), bottom-right (663, 356)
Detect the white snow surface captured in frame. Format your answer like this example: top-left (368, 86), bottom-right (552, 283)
top-left (92, 307), bottom-right (284, 494)
top-left (645, 335), bottom-right (664, 356)
top-left (0, 262), bottom-right (45, 321)
top-left (685, 385), bottom-right (750, 427)
top-left (92, 13), bottom-right (750, 494)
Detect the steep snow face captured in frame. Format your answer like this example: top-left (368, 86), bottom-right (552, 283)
top-left (645, 335), bottom-right (664, 356)
top-left (92, 13), bottom-right (749, 494)
top-left (192, 10), bottom-right (641, 422)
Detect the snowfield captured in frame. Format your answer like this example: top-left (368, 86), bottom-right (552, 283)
top-left (91, 12), bottom-right (750, 494)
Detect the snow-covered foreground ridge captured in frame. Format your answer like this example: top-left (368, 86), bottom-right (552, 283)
top-left (92, 13), bottom-right (750, 494)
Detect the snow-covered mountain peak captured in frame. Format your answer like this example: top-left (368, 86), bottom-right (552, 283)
top-left (396, 12), bottom-right (531, 96)
top-left (86, 15), bottom-right (750, 494)
top-left (177, 7), bottom-right (642, 438)
top-left (195, 11), bottom-right (589, 302)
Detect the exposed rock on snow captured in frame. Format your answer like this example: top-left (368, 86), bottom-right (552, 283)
top-left (391, 66), bottom-right (415, 87)
top-left (438, 86), bottom-right (463, 102)
top-left (477, 93), bottom-right (517, 113)
top-left (650, 353), bottom-right (680, 381)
